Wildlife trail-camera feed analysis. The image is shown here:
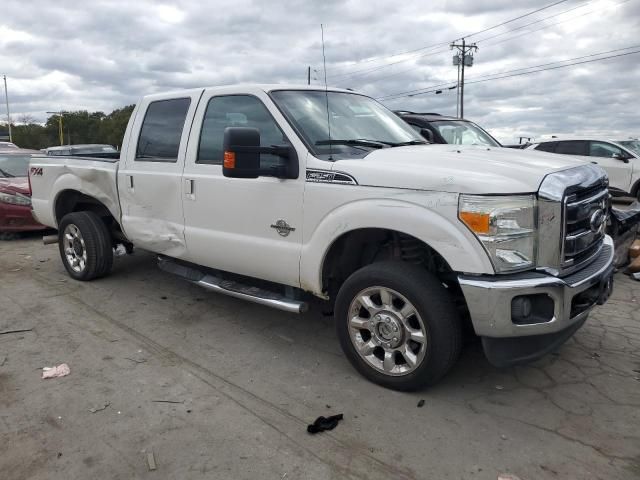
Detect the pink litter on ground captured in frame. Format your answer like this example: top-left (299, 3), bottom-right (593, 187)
top-left (42, 363), bottom-right (70, 379)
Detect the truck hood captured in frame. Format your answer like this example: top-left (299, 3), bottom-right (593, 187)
top-left (331, 144), bottom-right (588, 194)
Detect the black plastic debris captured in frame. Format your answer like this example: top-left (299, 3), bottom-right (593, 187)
top-left (307, 414), bottom-right (343, 434)
top-left (609, 202), bottom-right (640, 236)
top-left (608, 202), bottom-right (640, 268)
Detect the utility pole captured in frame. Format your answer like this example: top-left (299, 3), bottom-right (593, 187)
top-left (307, 66), bottom-right (311, 85)
top-left (455, 60), bottom-right (461, 118)
top-left (46, 111), bottom-right (66, 146)
top-left (3, 75), bottom-right (12, 142)
top-left (450, 39), bottom-right (477, 119)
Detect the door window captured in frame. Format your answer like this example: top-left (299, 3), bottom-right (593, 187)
top-left (197, 95), bottom-right (288, 168)
top-left (136, 98), bottom-right (191, 162)
top-left (589, 141), bottom-right (625, 158)
top-left (555, 141), bottom-right (587, 156)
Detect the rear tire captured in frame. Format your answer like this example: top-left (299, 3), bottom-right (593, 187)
top-left (335, 261), bottom-right (461, 391)
top-left (58, 211), bottom-right (113, 281)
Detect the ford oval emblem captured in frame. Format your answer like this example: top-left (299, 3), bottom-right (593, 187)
top-left (589, 209), bottom-right (606, 233)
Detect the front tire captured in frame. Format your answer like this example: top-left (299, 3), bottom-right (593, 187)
top-left (58, 211), bottom-right (113, 281)
top-left (335, 261), bottom-right (461, 391)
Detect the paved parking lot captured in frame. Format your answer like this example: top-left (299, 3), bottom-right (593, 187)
top-left (1, 236), bottom-right (639, 480)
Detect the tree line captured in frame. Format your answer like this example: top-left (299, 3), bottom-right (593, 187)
top-left (4, 105), bottom-right (135, 150)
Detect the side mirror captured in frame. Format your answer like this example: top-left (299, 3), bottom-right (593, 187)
top-left (420, 128), bottom-right (434, 143)
top-left (222, 127), bottom-right (299, 179)
top-left (612, 152), bottom-right (630, 163)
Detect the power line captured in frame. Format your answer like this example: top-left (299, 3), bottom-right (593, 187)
top-left (328, 45), bottom-right (449, 80)
top-left (376, 47), bottom-right (640, 101)
top-left (473, 44), bottom-right (640, 81)
top-left (456, 0), bottom-right (574, 40)
top-left (336, 0), bottom-right (631, 87)
top-left (327, 0), bottom-right (578, 80)
top-left (327, 41), bottom-right (451, 75)
top-left (473, 0), bottom-right (593, 44)
top-left (376, 44), bottom-right (640, 100)
top-left (482, 0), bottom-right (632, 48)
top-left (464, 49), bottom-right (640, 84)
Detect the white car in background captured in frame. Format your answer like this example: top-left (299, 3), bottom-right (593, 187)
top-left (527, 137), bottom-right (640, 199)
top-left (0, 141), bottom-right (19, 150)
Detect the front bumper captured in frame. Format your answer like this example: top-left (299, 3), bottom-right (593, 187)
top-left (458, 235), bottom-right (614, 366)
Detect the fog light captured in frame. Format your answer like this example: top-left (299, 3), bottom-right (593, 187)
top-left (511, 294), bottom-right (555, 325)
top-left (511, 296), bottom-right (532, 321)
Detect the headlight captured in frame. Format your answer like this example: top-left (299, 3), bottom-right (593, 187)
top-left (0, 191), bottom-right (31, 206)
top-left (458, 194), bottom-right (536, 273)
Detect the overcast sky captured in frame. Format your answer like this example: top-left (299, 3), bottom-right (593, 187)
top-left (1, 0), bottom-right (638, 143)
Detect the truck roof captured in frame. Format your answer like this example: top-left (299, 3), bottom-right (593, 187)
top-left (141, 84), bottom-right (359, 102)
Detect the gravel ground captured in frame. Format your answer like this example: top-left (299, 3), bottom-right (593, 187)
top-left (1, 235), bottom-right (639, 480)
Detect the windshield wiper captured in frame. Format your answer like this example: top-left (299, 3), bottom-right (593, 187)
top-left (0, 167), bottom-right (15, 178)
top-left (388, 140), bottom-right (428, 147)
top-left (315, 139), bottom-right (388, 149)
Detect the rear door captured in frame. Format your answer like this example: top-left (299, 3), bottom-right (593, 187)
top-left (588, 141), bottom-right (633, 192)
top-left (181, 90), bottom-right (306, 287)
top-left (118, 90), bottom-right (202, 257)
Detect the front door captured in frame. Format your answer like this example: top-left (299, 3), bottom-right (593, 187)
top-left (181, 91), bottom-right (306, 287)
top-left (588, 141), bottom-right (633, 192)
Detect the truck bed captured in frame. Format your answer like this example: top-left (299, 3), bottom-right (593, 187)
top-left (29, 154), bottom-right (121, 229)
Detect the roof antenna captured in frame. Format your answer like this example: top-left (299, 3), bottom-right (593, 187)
top-left (321, 24), bottom-right (333, 161)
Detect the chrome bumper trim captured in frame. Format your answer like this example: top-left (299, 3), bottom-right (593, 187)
top-left (458, 235), bottom-right (614, 338)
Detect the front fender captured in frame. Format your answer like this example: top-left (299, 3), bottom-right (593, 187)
top-left (299, 192), bottom-right (494, 294)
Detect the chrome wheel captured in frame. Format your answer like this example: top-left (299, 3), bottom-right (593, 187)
top-left (348, 286), bottom-right (427, 376)
top-left (62, 224), bottom-right (87, 273)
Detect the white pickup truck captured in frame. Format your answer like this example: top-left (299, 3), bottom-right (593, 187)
top-left (29, 85), bottom-right (615, 390)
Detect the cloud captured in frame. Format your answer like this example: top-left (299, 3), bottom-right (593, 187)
top-left (0, 0), bottom-right (637, 143)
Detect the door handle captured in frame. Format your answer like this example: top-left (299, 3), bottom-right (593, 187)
top-left (185, 178), bottom-right (195, 195)
top-left (127, 175), bottom-right (134, 189)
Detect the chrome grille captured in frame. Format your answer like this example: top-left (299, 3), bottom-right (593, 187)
top-left (537, 164), bottom-right (609, 277)
top-left (562, 185), bottom-right (609, 270)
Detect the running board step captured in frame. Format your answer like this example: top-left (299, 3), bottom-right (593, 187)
top-left (158, 256), bottom-right (308, 314)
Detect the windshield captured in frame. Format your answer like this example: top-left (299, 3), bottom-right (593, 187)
top-left (271, 90), bottom-right (425, 159)
top-left (73, 146), bottom-right (117, 155)
top-left (0, 154), bottom-right (32, 177)
top-left (430, 120), bottom-right (500, 147)
top-left (618, 140), bottom-right (640, 156)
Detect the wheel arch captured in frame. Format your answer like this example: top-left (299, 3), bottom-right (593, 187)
top-left (54, 189), bottom-right (123, 240)
top-left (320, 228), bottom-right (454, 294)
top-left (49, 170), bottom-right (121, 228)
top-left (299, 198), bottom-right (493, 296)
top-left (631, 177), bottom-right (640, 198)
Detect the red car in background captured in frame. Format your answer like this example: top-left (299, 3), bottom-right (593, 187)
top-left (0, 149), bottom-right (46, 234)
